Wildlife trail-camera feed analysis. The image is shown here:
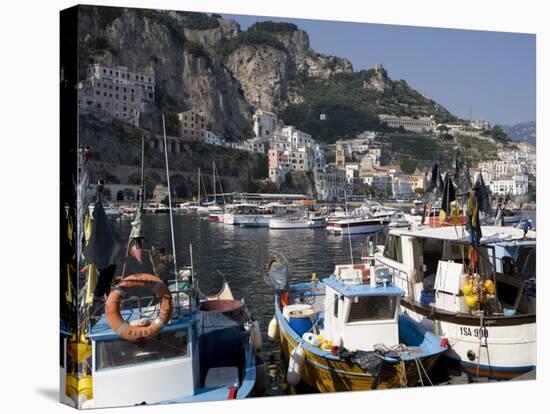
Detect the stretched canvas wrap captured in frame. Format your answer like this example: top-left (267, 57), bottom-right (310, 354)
top-left (60, 4), bottom-right (536, 409)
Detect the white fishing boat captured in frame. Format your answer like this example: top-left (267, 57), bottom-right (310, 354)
top-left (372, 225), bottom-right (536, 379)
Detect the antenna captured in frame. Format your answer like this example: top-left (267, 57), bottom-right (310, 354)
top-left (344, 193), bottom-right (354, 264)
top-left (162, 114), bottom-right (180, 310)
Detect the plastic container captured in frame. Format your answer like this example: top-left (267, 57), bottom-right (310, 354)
top-left (420, 291), bottom-right (435, 305)
top-left (282, 304), bottom-right (313, 321)
top-left (288, 309), bottom-right (314, 336)
top-left (503, 308), bottom-right (516, 317)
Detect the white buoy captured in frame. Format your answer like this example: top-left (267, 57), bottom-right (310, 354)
top-left (286, 344), bottom-right (305, 386)
top-left (267, 316), bottom-right (279, 342)
top-left (252, 320), bottom-right (263, 351)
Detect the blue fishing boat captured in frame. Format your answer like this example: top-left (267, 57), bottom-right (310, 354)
top-left (267, 258), bottom-right (447, 392)
top-left (63, 132), bottom-right (261, 408)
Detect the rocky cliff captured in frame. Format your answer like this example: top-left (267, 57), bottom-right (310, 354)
top-left (78, 7), bottom-right (354, 137)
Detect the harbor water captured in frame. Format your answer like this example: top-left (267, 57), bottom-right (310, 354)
top-left (115, 211), bottom-right (535, 394)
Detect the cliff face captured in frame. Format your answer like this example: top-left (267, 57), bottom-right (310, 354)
top-left (78, 6), bottom-right (354, 133)
top-left (224, 27), bottom-right (353, 112)
top-left (78, 7), bottom-right (252, 139)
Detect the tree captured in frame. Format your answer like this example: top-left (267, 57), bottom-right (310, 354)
top-left (123, 188), bottom-right (135, 200)
top-left (436, 124), bottom-right (449, 138)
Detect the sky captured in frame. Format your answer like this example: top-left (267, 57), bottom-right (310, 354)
top-left (222, 14), bottom-right (536, 126)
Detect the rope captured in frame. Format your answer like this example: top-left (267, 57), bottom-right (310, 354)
top-left (475, 311), bottom-right (484, 380)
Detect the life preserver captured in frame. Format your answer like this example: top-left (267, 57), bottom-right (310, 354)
top-left (106, 273), bottom-right (173, 341)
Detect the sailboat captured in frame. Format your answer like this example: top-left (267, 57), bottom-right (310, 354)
top-left (207, 161), bottom-right (224, 222)
top-left (64, 119), bottom-right (261, 409)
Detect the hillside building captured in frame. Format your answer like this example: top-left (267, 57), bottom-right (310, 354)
top-left (177, 109), bottom-right (207, 141)
top-left (253, 109), bottom-right (282, 138)
top-left (78, 64), bottom-right (154, 127)
top-left (379, 114), bottom-right (436, 133)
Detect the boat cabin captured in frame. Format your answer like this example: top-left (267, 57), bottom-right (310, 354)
top-left (322, 265), bottom-right (403, 352)
top-left (88, 309), bottom-right (197, 407)
top-left (375, 226), bottom-right (536, 316)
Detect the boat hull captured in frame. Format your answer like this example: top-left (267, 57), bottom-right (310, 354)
top-left (326, 219), bottom-right (388, 235)
top-left (224, 214), bottom-right (272, 227)
top-left (276, 310), bottom-right (440, 392)
top-left (269, 218), bottom-right (326, 229)
top-left (400, 299), bottom-right (536, 379)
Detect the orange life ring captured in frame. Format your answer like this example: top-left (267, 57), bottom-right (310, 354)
top-left (106, 273), bottom-right (173, 341)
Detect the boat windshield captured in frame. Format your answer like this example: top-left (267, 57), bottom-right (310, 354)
top-left (95, 331), bottom-right (188, 370)
top-left (347, 296), bottom-right (399, 323)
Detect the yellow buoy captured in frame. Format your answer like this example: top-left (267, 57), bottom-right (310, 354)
top-left (465, 294), bottom-right (478, 309)
top-left (461, 281), bottom-right (473, 296)
top-left (484, 279), bottom-right (496, 295)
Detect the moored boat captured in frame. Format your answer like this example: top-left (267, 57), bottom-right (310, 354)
top-left (326, 216), bottom-right (389, 235)
top-left (373, 225), bottom-right (536, 379)
top-left (268, 258), bottom-right (447, 392)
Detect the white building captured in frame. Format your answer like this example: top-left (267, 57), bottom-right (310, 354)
top-left (379, 114), bottom-right (436, 133)
top-left (489, 175), bottom-right (528, 196)
top-left (314, 165), bottom-right (350, 201)
top-left (253, 109), bottom-right (281, 138)
top-left (470, 120), bottom-right (491, 130)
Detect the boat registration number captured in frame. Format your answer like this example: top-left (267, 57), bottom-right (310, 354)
top-left (459, 327), bottom-right (489, 338)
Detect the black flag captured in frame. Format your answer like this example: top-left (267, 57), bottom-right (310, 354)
top-left (441, 173), bottom-right (456, 215)
top-left (83, 200), bottom-right (122, 270)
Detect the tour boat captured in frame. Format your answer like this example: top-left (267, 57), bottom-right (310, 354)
top-left (373, 225), bottom-right (536, 379)
top-left (268, 261), bottom-right (447, 392)
top-left (223, 203), bottom-right (273, 227)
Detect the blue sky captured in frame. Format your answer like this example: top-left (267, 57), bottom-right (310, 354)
top-left (222, 14), bottom-right (535, 126)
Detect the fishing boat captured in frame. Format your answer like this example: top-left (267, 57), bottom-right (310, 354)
top-left (64, 128), bottom-right (261, 409)
top-left (266, 256), bottom-right (447, 392)
top-left (373, 225), bottom-right (536, 379)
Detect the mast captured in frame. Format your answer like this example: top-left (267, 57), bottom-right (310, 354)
top-left (197, 167), bottom-right (201, 204)
top-left (213, 161), bottom-right (216, 205)
top-left (162, 114), bottom-right (180, 310)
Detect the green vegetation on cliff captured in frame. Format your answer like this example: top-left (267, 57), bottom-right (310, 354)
top-left (280, 69), bottom-right (458, 143)
top-left (377, 133), bottom-right (499, 171)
